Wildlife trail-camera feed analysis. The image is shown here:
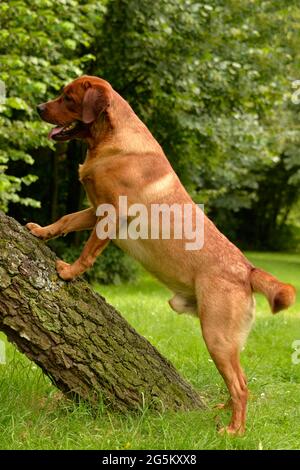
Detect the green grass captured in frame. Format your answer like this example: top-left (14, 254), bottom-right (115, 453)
top-left (0, 252), bottom-right (300, 449)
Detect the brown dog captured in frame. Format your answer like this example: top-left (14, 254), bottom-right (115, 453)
top-left (27, 75), bottom-right (296, 434)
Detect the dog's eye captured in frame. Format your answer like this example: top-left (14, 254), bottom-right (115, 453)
top-left (64, 94), bottom-right (73, 103)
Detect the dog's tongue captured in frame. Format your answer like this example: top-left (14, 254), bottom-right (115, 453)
top-left (48, 126), bottom-right (64, 139)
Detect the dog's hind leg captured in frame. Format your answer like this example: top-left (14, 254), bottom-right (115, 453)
top-left (196, 278), bottom-right (255, 435)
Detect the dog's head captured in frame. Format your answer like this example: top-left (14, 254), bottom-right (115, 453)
top-left (37, 75), bottom-right (112, 141)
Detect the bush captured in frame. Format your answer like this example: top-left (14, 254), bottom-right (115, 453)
top-left (267, 224), bottom-right (300, 253)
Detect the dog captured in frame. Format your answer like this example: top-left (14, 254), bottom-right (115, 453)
top-left (27, 75), bottom-right (296, 434)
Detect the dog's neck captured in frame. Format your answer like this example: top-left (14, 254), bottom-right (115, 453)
top-left (84, 91), bottom-right (163, 159)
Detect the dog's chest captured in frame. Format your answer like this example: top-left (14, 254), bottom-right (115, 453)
top-left (78, 163), bottom-right (99, 207)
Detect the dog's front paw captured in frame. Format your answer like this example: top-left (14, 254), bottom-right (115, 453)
top-left (26, 222), bottom-right (48, 240)
top-left (56, 260), bottom-right (75, 281)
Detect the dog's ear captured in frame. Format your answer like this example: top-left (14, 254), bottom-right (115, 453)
top-left (82, 85), bottom-right (111, 124)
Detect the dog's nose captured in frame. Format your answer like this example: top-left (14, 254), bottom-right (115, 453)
top-left (36, 103), bottom-right (46, 116)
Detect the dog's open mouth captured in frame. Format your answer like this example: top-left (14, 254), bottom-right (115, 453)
top-left (48, 120), bottom-right (82, 141)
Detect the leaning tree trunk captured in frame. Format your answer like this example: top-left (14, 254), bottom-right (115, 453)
top-left (0, 211), bottom-right (204, 412)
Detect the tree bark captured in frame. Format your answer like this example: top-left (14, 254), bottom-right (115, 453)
top-left (0, 211), bottom-right (204, 412)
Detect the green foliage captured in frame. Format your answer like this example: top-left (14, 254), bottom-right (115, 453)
top-left (88, 243), bottom-right (138, 285)
top-left (0, 0), bottom-right (105, 211)
top-left (95, 0), bottom-right (300, 247)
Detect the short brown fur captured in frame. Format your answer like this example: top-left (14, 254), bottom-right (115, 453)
top-left (28, 76), bottom-right (296, 435)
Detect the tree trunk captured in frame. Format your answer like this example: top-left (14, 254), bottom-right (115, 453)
top-left (0, 211), bottom-right (204, 412)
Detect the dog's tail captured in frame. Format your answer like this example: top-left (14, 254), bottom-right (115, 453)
top-left (250, 267), bottom-right (296, 314)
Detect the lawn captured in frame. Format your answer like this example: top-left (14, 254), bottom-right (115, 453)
top-left (0, 252), bottom-right (299, 450)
